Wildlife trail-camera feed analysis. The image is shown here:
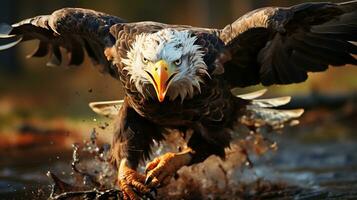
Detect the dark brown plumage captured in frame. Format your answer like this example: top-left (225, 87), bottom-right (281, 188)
top-left (1, 1), bottom-right (356, 199)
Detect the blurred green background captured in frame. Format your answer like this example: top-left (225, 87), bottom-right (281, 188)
top-left (0, 0), bottom-right (355, 132)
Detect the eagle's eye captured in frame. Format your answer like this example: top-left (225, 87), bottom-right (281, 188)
top-left (142, 57), bottom-right (149, 64)
top-left (174, 58), bottom-right (182, 66)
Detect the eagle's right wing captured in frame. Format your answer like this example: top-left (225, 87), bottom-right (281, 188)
top-left (0, 8), bottom-right (126, 79)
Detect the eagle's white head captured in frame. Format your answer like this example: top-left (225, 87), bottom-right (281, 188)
top-left (122, 29), bottom-right (209, 102)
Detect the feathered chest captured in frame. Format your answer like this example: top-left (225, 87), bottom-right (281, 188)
top-left (125, 78), bottom-right (235, 127)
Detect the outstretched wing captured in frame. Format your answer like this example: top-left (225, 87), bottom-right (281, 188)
top-left (0, 8), bottom-right (125, 78)
top-left (219, 1), bottom-right (357, 87)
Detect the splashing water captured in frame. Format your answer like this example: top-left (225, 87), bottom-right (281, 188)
top-left (46, 122), bottom-right (287, 200)
top-left (48, 128), bottom-right (120, 199)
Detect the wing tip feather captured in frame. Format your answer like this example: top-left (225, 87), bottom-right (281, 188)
top-left (0, 36), bottom-right (23, 51)
top-left (252, 96), bottom-right (292, 107)
top-left (89, 100), bottom-right (124, 117)
top-left (0, 23), bottom-right (15, 38)
top-left (284, 108), bottom-right (305, 118)
top-left (235, 88), bottom-right (268, 100)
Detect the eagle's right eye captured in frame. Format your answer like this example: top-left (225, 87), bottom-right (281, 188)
top-left (142, 57), bottom-right (149, 64)
top-left (174, 58), bottom-right (182, 66)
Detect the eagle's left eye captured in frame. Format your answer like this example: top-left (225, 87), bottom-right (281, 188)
top-left (174, 58), bottom-right (182, 66)
top-left (142, 57), bottom-right (149, 64)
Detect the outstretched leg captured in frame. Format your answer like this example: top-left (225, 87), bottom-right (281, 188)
top-left (117, 159), bottom-right (149, 200)
top-left (111, 99), bottom-right (163, 200)
top-left (145, 125), bottom-right (231, 188)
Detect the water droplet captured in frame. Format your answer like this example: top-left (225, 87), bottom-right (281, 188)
top-left (270, 142), bottom-right (278, 151)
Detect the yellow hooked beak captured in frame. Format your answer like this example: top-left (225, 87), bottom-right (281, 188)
top-left (146, 60), bottom-right (176, 102)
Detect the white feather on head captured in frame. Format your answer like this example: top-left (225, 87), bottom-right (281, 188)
top-left (122, 29), bottom-right (209, 102)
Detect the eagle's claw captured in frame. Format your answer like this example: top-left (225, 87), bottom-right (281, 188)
top-left (144, 176), bottom-right (153, 185)
top-left (118, 159), bottom-right (150, 200)
top-left (145, 150), bottom-right (192, 188)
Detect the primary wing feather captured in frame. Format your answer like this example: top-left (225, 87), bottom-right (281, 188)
top-left (219, 1), bottom-right (357, 87)
top-left (0, 8), bottom-right (126, 78)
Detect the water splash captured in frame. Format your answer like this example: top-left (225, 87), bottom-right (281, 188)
top-left (48, 128), bottom-right (121, 199)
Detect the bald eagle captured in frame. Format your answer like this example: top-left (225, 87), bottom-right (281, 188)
top-left (1, 1), bottom-right (357, 199)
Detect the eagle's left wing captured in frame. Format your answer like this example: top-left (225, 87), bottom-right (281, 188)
top-left (0, 8), bottom-right (126, 78)
top-left (219, 1), bottom-right (357, 88)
